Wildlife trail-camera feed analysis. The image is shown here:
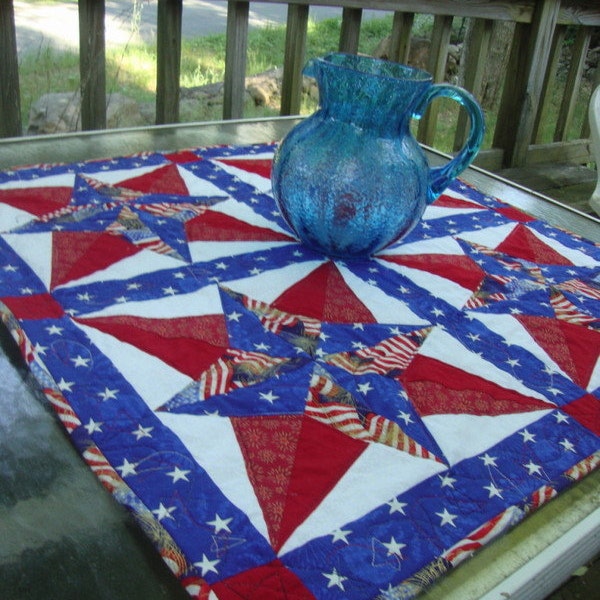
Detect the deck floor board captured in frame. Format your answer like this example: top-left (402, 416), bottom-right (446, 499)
top-left (496, 164), bottom-right (598, 218)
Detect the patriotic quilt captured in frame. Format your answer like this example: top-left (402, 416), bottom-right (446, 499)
top-left (0, 142), bottom-right (598, 599)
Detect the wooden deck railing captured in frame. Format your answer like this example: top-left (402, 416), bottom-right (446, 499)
top-left (1, 0), bottom-right (599, 170)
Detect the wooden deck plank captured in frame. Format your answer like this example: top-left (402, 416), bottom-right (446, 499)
top-left (497, 164), bottom-right (598, 216)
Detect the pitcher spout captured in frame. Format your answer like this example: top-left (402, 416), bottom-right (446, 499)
top-left (304, 53), bottom-right (432, 131)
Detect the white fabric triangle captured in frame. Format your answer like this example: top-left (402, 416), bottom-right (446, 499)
top-left (213, 160), bottom-right (272, 193)
top-left (338, 265), bottom-right (429, 326)
top-left (0, 172), bottom-right (75, 189)
top-left (423, 205), bottom-right (483, 220)
top-left (380, 259), bottom-right (474, 308)
top-left (56, 249), bottom-right (184, 289)
top-left (420, 327), bottom-right (551, 402)
top-left (470, 312), bottom-right (571, 380)
top-left (0, 204), bottom-right (37, 231)
top-left (423, 410), bottom-right (551, 466)
top-left (189, 240), bottom-right (294, 263)
top-left (380, 235), bottom-right (465, 257)
top-left (443, 187), bottom-right (486, 204)
top-left (457, 222), bottom-right (517, 248)
top-left (177, 164), bottom-right (230, 197)
top-left (156, 413), bottom-right (270, 542)
top-left (74, 321), bottom-right (191, 411)
top-left (226, 260), bottom-right (326, 304)
top-left (81, 163), bottom-right (164, 185)
top-left (210, 197), bottom-right (291, 233)
top-left (528, 227), bottom-right (599, 267)
top-left (588, 353), bottom-right (600, 393)
top-left (1, 232), bottom-right (53, 289)
top-left (80, 283), bottom-right (223, 319)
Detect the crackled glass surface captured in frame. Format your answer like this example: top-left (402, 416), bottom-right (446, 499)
top-left (272, 53), bottom-right (484, 258)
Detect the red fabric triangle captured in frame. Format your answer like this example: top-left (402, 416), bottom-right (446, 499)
top-left (163, 150), bottom-right (201, 164)
top-left (272, 261), bottom-right (376, 323)
top-left (211, 559), bottom-right (314, 600)
top-left (562, 394), bottom-right (600, 435)
top-left (51, 231), bottom-right (140, 288)
top-left (217, 158), bottom-right (272, 180)
top-left (231, 415), bottom-right (303, 549)
top-left (185, 210), bottom-right (294, 242)
top-left (276, 414), bottom-right (366, 552)
top-left (0, 187), bottom-right (72, 217)
top-left (75, 314), bottom-right (229, 379)
top-left (1, 293), bottom-right (64, 320)
top-left (401, 355), bottom-right (553, 416)
top-left (495, 206), bottom-right (536, 223)
top-left (495, 224), bottom-right (573, 265)
top-left (118, 163), bottom-right (189, 195)
top-left (381, 254), bottom-right (485, 291)
top-left (516, 315), bottom-right (600, 389)
top-left (432, 193), bottom-right (484, 210)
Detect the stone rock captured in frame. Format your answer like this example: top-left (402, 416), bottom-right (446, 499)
top-left (27, 92), bottom-right (80, 134)
top-left (246, 67), bottom-right (283, 106)
top-left (27, 91), bottom-right (145, 135)
top-left (180, 67), bottom-right (285, 111)
top-left (105, 93), bottom-right (146, 128)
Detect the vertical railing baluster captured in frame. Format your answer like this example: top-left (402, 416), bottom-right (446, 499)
top-left (223, 1), bottom-right (249, 120)
top-left (339, 7), bottom-right (362, 54)
top-left (554, 26), bottom-right (592, 142)
top-left (533, 24), bottom-right (566, 143)
top-left (417, 14), bottom-right (453, 146)
top-left (495, 0), bottom-right (560, 167)
top-left (79, 0), bottom-right (106, 131)
top-left (493, 22), bottom-right (527, 162)
top-left (281, 4), bottom-right (309, 116)
top-left (453, 18), bottom-right (493, 152)
top-left (389, 11), bottom-right (415, 64)
top-left (0, 0), bottom-right (22, 137)
top-left (156, 0), bottom-right (183, 124)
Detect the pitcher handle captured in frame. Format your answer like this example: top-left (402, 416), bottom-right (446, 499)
top-left (412, 84), bottom-right (485, 203)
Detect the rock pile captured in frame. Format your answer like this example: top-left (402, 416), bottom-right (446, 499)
top-left (27, 91), bottom-right (145, 135)
top-left (26, 68), bottom-right (318, 135)
top-left (25, 38), bottom-right (598, 135)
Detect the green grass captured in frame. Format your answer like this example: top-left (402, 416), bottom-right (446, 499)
top-left (17, 14), bottom-right (591, 153)
top-left (19, 16), bottom-right (397, 126)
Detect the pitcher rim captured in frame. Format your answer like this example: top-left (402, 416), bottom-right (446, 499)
top-left (315, 52), bottom-right (433, 83)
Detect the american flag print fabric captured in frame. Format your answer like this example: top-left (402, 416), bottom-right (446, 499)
top-left (0, 143), bottom-right (598, 599)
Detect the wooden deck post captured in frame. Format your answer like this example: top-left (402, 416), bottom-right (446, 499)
top-left (417, 15), bottom-right (453, 146)
top-left (339, 7), bottom-right (362, 54)
top-left (533, 25), bottom-right (566, 143)
top-left (156, 0), bottom-right (183, 124)
top-left (280, 3), bottom-right (309, 116)
top-left (554, 26), bottom-right (592, 142)
top-left (79, 0), bottom-right (106, 131)
top-left (493, 0), bottom-right (560, 167)
top-left (223, 1), bottom-right (250, 120)
top-left (388, 11), bottom-right (415, 64)
top-left (453, 18), bottom-right (493, 152)
top-left (0, 0), bottom-right (22, 137)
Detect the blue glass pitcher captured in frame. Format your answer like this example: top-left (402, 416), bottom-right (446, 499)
top-left (271, 53), bottom-right (484, 258)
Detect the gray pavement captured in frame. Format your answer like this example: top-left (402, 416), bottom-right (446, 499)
top-left (14, 0), bottom-right (385, 55)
